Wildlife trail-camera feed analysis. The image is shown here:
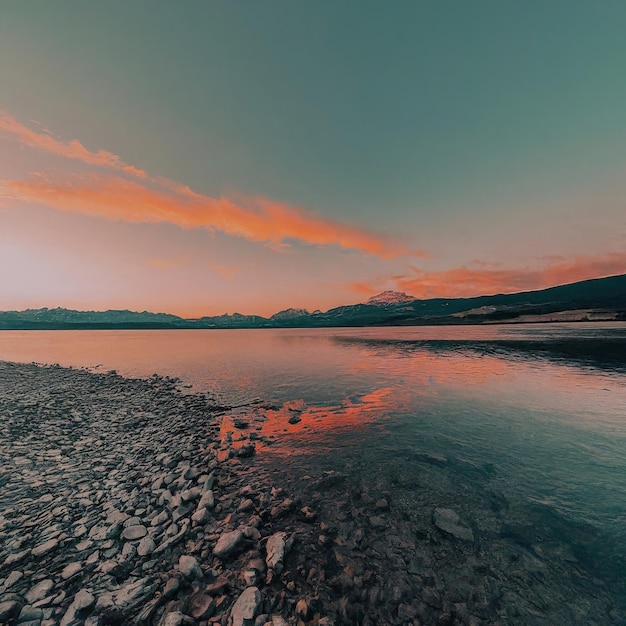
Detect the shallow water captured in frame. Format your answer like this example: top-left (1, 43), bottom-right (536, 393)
top-left (2, 323), bottom-right (626, 587)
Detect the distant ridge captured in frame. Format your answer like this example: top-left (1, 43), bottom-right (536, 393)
top-left (1, 274), bottom-right (625, 329)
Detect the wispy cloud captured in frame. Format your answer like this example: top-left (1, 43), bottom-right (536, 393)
top-left (1, 110), bottom-right (412, 258)
top-left (5, 172), bottom-right (405, 257)
top-left (394, 252), bottom-right (626, 298)
top-left (0, 110), bottom-right (147, 178)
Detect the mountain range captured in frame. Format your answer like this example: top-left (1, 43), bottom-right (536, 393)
top-left (1, 274), bottom-right (625, 330)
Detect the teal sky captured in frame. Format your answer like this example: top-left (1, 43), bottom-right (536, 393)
top-left (1, 1), bottom-right (626, 315)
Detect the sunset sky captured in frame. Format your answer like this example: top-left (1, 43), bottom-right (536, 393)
top-left (2, 1), bottom-right (626, 317)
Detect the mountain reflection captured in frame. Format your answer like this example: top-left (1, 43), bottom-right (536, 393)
top-left (330, 335), bottom-right (626, 373)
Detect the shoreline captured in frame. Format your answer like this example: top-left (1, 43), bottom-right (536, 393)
top-left (0, 361), bottom-right (624, 626)
top-left (1, 317), bottom-right (626, 331)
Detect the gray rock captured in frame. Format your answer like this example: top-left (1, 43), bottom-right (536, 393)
top-left (121, 524), bottom-right (147, 540)
top-left (230, 587), bottom-right (262, 626)
top-left (137, 535), bottom-right (156, 556)
top-left (4, 549), bottom-right (31, 567)
top-left (73, 590), bottom-right (96, 612)
top-left (198, 490), bottom-right (214, 510)
top-left (0, 601), bottom-right (21, 623)
top-left (265, 532), bottom-right (290, 573)
top-left (214, 529), bottom-right (244, 558)
top-left (150, 510), bottom-right (169, 527)
top-left (242, 568), bottom-right (261, 586)
top-left (2, 570), bottom-right (23, 590)
top-left (31, 538), bottom-right (59, 557)
top-left (19, 605), bottom-right (44, 622)
top-left (187, 592), bottom-right (215, 620)
top-left (113, 576), bottom-right (157, 611)
top-left (60, 589), bottom-right (95, 626)
top-left (163, 577), bottom-right (181, 599)
top-left (154, 521), bottom-right (188, 554)
top-left (191, 506), bottom-right (209, 524)
top-left (161, 611), bottom-right (184, 626)
top-left (433, 508), bottom-right (474, 542)
top-left (25, 579), bottom-right (55, 604)
top-left (239, 498), bottom-right (254, 512)
top-left (179, 554), bottom-right (203, 580)
top-left (61, 562), bottom-right (82, 580)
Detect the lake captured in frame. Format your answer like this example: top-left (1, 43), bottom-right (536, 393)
top-left (2, 323), bottom-right (626, 617)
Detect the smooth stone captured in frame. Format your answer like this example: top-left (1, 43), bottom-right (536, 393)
top-left (0, 601), bottom-right (21, 622)
top-left (150, 510), bottom-right (169, 527)
top-left (61, 562), bottom-right (82, 580)
top-left (163, 577), bottom-right (181, 599)
top-left (3, 570), bottom-right (23, 590)
top-left (205, 575), bottom-right (229, 596)
top-left (32, 538), bottom-right (59, 557)
top-left (137, 536), bottom-right (156, 556)
top-left (25, 579), bottom-right (55, 604)
top-left (187, 592), bottom-right (215, 620)
top-left (3, 549), bottom-right (30, 567)
top-left (59, 589), bottom-right (95, 626)
top-left (179, 555), bottom-right (203, 580)
top-left (213, 529), bottom-right (244, 558)
top-left (121, 525), bottom-right (147, 540)
top-left (19, 605), bottom-right (44, 622)
top-left (113, 576), bottom-right (157, 610)
top-left (239, 498), bottom-right (254, 512)
top-left (161, 611), bottom-right (184, 626)
top-left (191, 506), bottom-right (209, 524)
top-left (198, 490), bottom-right (214, 510)
top-left (433, 508), bottom-right (474, 543)
top-left (265, 532), bottom-right (289, 573)
top-left (73, 589), bottom-right (96, 611)
top-left (230, 587), bottom-right (262, 626)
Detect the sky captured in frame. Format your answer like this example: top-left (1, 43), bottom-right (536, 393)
top-left (1, 1), bottom-right (626, 317)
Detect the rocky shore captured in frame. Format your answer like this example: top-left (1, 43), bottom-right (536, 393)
top-left (0, 361), bottom-right (623, 626)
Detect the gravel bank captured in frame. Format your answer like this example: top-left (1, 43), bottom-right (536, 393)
top-left (0, 361), bottom-right (623, 626)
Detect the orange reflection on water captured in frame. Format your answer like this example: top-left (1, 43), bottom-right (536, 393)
top-left (220, 386), bottom-right (412, 458)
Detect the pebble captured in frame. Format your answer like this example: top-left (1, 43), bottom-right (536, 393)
top-left (25, 579), bottom-right (55, 604)
top-left (137, 535), bottom-right (156, 556)
top-left (179, 554), bottom-right (203, 579)
top-left (213, 529), bottom-right (244, 558)
top-left (61, 561), bottom-right (83, 580)
top-left (265, 532), bottom-right (289, 573)
top-left (121, 524), bottom-right (147, 540)
top-left (31, 538), bottom-right (59, 557)
top-left (230, 586), bottom-right (262, 626)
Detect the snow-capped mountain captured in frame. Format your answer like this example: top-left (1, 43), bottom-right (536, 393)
top-left (270, 307), bottom-right (310, 320)
top-left (365, 291), bottom-right (416, 306)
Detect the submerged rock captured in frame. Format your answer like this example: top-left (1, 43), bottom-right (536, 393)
top-left (433, 508), bottom-right (474, 543)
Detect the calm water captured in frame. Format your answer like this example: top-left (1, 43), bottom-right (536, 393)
top-left (2, 323), bottom-right (626, 582)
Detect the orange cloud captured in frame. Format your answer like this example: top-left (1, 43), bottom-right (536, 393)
top-left (1, 110), bottom-right (410, 257)
top-left (4, 172), bottom-right (404, 256)
top-left (394, 252), bottom-right (626, 298)
top-left (0, 110), bottom-right (147, 178)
